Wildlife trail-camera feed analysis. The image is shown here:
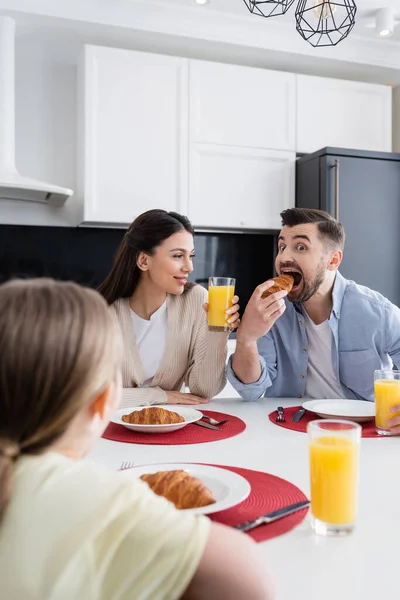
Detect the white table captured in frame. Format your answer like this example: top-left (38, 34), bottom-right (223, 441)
top-left (88, 398), bottom-right (399, 600)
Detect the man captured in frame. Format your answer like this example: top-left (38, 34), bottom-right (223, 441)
top-left (228, 208), bottom-right (400, 412)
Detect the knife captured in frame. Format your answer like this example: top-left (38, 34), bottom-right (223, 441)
top-left (292, 408), bottom-right (306, 423)
top-left (233, 500), bottom-right (310, 532)
top-left (193, 420), bottom-right (221, 431)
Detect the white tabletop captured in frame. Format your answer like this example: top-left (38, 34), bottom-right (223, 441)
top-left (87, 398), bottom-right (399, 600)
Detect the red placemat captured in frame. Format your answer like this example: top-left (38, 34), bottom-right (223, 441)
top-left (102, 410), bottom-right (245, 445)
top-left (208, 465), bottom-right (309, 542)
top-left (269, 405), bottom-right (380, 438)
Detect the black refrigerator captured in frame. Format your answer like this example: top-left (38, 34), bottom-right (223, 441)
top-left (296, 147), bottom-right (400, 307)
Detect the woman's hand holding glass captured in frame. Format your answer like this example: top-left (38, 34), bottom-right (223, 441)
top-left (203, 295), bottom-right (240, 330)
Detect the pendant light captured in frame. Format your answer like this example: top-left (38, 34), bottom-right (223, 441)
top-left (295, 0), bottom-right (357, 47)
top-left (243, 0), bottom-right (296, 18)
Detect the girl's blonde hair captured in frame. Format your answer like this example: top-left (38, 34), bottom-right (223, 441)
top-left (0, 278), bottom-right (121, 522)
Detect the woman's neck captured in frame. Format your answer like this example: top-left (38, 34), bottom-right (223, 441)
top-left (129, 278), bottom-right (167, 320)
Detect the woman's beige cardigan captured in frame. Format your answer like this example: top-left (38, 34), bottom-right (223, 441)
top-left (110, 285), bottom-right (229, 408)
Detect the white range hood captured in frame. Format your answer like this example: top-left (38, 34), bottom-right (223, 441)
top-left (0, 16), bottom-right (73, 208)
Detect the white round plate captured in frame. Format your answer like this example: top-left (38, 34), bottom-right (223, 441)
top-left (111, 405), bottom-right (203, 434)
top-left (120, 462), bottom-right (251, 515)
top-left (302, 399), bottom-right (375, 423)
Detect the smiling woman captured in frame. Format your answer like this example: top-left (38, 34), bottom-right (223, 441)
top-left (98, 209), bottom-right (240, 408)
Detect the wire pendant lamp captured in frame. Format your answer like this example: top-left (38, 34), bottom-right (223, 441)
top-left (243, 0), bottom-right (296, 18)
top-left (295, 0), bottom-right (357, 47)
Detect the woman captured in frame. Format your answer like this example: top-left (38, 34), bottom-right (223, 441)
top-left (0, 279), bottom-right (273, 600)
top-left (99, 209), bottom-right (240, 408)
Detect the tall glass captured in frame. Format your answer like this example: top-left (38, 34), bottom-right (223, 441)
top-left (208, 277), bottom-right (235, 332)
top-left (308, 420), bottom-right (361, 536)
top-left (374, 370), bottom-right (400, 436)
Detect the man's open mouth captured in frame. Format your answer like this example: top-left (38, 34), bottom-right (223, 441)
top-left (281, 270), bottom-right (302, 288)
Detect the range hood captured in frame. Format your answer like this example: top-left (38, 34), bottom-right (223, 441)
top-left (0, 17), bottom-right (73, 207)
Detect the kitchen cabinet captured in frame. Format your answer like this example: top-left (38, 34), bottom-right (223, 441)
top-left (190, 60), bottom-right (296, 151)
top-left (78, 46), bottom-right (188, 225)
top-left (189, 144), bottom-right (295, 230)
top-left (77, 47), bottom-right (391, 230)
top-left (297, 75), bottom-right (392, 154)
top-left (188, 60), bottom-right (296, 230)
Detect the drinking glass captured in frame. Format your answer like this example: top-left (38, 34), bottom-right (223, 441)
top-left (207, 277), bottom-right (235, 332)
top-left (308, 419), bottom-right (361, 536)
top-left (374, 370), bottom-right (400, 435)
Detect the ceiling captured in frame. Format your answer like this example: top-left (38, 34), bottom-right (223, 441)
top-left (151, 0), bottom-right (400, 41)
top-left (2, 0), bottom-right (400, 84)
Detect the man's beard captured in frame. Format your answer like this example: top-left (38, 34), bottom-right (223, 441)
top-left (288, 261), bottom-right (326, 303)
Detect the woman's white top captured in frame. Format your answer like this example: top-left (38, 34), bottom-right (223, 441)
top-left (131, 300), bottom-right (168, 387)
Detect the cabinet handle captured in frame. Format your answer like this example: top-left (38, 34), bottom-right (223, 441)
top-left (331, 159), bottom-right (340, 220)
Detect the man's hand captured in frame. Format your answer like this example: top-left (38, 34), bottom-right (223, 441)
top-left (236, 280), bottom-right (288, 345)
top-left (231, 280), bottom-right (287, 386)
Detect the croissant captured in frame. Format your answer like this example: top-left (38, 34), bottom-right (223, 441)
top-left (261, 274), bottom-right (294, 299)
top-left (140, 470), bottom-right (216, 509)
top-left (122, 406), bottom-right (184, 425)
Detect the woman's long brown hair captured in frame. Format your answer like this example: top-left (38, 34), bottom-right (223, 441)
top-left (98, 209), bottom-right (195, 305)
top-left (0, 278), bottom-right (120, 523)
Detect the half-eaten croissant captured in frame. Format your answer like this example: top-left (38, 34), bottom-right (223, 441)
top-left (261, 274), bottom-right (294, 299)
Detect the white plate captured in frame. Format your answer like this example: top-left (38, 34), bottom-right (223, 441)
top-left (302, 399), bottom-right (375, 423)
top-left (120, 462), bottom-right (251, 515)
top-left (111, 405), bottom-right (203, 434)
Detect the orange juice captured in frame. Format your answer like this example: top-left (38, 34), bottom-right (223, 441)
top-left (208, 285), bottom-right (235, 331)
top-left (374, 379), bottom-right (400, 430)
top-left (309, 436), bottom-right (359, 525)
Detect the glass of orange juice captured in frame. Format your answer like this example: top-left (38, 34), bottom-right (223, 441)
top-left (208, 277), bottom-right (235, 332)
top-left (308, 419), bottom-right (361, 536)
top-left (374, 370), bottom-right (400, 435)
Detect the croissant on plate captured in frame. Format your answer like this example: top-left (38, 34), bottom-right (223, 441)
top-left (140, 470), bottom-right (216, 509)
top-left (122, 406), bottom-right (184, 425)
top-left (261, 274), bottom-right (294, 299)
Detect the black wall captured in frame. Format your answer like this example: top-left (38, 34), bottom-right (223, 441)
top-left (0, 225), bottom-right (277, 313)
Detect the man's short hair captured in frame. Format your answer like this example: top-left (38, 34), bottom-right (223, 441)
top-left (280, 208), bottom-right (345, 251)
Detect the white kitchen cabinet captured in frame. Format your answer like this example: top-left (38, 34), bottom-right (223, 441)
top-left (77, 45), bottom-right (391, 231)
top-left (297, 75), bottom-right (392, 154)
top-left (189, 144), bottom-right (295, 230)
top-left (190, 60), bottom-right (296, 152)
top-left (78, 46), bottom-right (188, 225)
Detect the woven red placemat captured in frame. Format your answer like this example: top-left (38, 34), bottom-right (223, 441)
top-left (269, 405), bottom-right (380, 438)
top-left (209, 464), bottom-right (309, 542)
top-left (102, 410), bottom-right (246, 445)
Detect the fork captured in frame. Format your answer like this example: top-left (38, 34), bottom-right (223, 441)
top-left (201, 415), bottom-right (229, 427)
top-left (275, 406), bottom-right (286, 423)
top-left (119, 460), bottom-right (135, 470)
